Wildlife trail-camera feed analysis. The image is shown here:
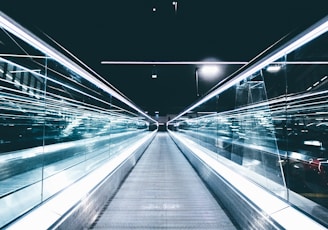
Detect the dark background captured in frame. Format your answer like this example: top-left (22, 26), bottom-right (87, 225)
top-left (1, 1), bottom-right (327, 115)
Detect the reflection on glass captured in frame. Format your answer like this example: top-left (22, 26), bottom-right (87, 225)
top-left (169, 18), bottom-right (328, 225)
top-left (0, 16), bottom-right (154, 228)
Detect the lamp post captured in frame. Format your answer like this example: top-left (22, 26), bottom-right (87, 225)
top-left (195, 64), bottom-right (220, 97)
top-left (195, 67), bottom-right (199, 97)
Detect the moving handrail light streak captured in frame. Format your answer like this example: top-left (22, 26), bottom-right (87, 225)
top-left (0, 11), bottom-right (157, 228)
top-left (0, 11), bottom-right (157, 125)
top-left (168, 15), bottom-right (328, 124)
top-left (168, 15), bottom-right (328, 228)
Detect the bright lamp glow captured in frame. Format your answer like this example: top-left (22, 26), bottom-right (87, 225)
top-left (199, 65), bottom-right (220, 77)
top-left (304, 140), bottom-right (322, 147)
top-left (266, 65), bottom-right (281, 72)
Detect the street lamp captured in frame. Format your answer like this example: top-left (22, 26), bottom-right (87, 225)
top-left (151, 65), bottom-right (158, 79)
top-left (199, 65), bottom-right (220, 76)
top-left (172, 1), bottom-right (178, 14)
top-left (195, 64), bottom-right (220, 96)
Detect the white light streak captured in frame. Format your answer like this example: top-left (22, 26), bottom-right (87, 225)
top-left (304, 140), bottom-right (322, 147)
top-left (101, 61), bottom-right (328, 65)
top-left (169, 15), bottom-right (328, 123)
top-left (321, 75), bottom-right (328, 81)
top-left (313, 81), bottom-right (320, 86)
top-left (0, 12), bottom-right (157, 124)
top-left (10, 69), bottom-right (41, 73)
top-left (7, 131), bottom-right (157, 230)
top-left (168, 131), bottom-right (326, 229)
top-left (0, 53), bottom-right (47, 59)
top-left (5, 73), bottom-right (12, 80)
top-left (101, 61), bottom-right (248, 65)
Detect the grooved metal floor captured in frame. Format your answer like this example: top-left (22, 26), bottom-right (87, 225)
top-left (90, 132), bottom-right (236, 229)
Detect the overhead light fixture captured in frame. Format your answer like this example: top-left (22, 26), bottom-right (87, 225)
top-left (304, 140), bottom-right (322, 147)
top-left (199, 65), bottom-right (220, 77)
top-left (101, 61), bottom-right (248, 65)
top-left (172, 1), bottom-right (178, 13)
top-left (320, 75), bottom-right (328, 81)
top-left (197, 58), bottom-right (222, 79)
top-left (313, 81), bottom-right (320, 87)
top-left (151, 65), bottom-right (158, 79)
top-left (266, 65), bottom-right (281, 72)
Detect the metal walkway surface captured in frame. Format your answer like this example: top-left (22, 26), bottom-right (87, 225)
top-left (90, 132), bottom-right (237, 229)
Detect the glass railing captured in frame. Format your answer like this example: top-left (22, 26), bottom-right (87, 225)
top-left (168, 15), bottom-right (328, 226)
top-left (0, 12), bottom-right (157, 228)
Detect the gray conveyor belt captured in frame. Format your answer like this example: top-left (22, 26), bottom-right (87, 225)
top-left (90, 132), bottom-right (237, 229)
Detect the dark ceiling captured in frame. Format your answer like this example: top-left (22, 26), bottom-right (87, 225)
top-left (1, 1), bottom-right (327, 115)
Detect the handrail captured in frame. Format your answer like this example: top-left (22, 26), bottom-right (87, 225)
top-left (168, 15), bottom-right (328, 124)
top-left (0, 11), bottom-right (158, 124)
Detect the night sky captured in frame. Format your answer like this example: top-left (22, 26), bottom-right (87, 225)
top-left (1, 1), bottom-right (327, 115)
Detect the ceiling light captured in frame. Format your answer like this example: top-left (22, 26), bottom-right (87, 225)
top-left (199, 65), bottom-right (220, 77)
top-left (313, 81), bottom-right (320, 86)
top-left (266, 65), bottom-right (281, 72)
top-left (172, 1), bottom-right (178, 13)
top-left (304, 140), bottom-right (322, 147)
top-left (320, 75), bottom-right (328, 81)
